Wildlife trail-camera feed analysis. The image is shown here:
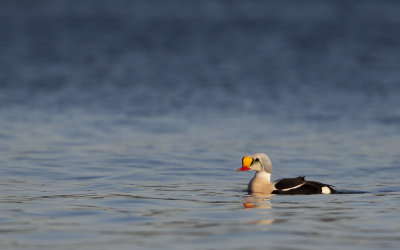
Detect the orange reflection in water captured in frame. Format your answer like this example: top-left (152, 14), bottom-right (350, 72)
top-left (242, 194), bottom-right (275, 225)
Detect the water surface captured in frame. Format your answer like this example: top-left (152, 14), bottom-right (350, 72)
top-left (1, 1), bottom-right (400, 249)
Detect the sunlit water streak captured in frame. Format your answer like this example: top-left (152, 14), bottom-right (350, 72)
top-left (1, 107), bottom-right (400, 249)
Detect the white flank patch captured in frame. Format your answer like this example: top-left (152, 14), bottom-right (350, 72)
top-left (321, 186), bottom-right (331, 194)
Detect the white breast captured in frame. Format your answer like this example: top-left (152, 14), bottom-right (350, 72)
top-left (248, 172), bottom-right (274, 194)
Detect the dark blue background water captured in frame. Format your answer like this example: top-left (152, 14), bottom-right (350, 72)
top-left (1, 1), bottom-right (400, 249)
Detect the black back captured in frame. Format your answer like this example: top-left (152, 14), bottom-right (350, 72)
top-left (274, 176), bottom-right (306, 190)
top-left (273, 176), bottom-right (337, 195)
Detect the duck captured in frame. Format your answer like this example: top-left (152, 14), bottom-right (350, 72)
top-left (236, 153), bottom-right (337, 195)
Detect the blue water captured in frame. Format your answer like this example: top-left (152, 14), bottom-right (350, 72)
top-left (1, 1), bottom-right (400, 249)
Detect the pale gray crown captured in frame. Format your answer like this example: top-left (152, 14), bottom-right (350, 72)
top-left (249, 153), bottom-right (273, 173)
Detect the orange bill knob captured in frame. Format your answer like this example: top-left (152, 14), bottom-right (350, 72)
top-left (236, 156), bottom-right (253, 171)
top-left (242, 156), bottom-right (253, 167)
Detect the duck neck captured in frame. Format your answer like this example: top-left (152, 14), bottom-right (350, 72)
top-left (255, 171), bottom-right (271, 183)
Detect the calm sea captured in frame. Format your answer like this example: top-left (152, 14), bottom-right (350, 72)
top-left (1, 1), bottom-right (400, 249)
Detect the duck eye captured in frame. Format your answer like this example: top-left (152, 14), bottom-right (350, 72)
top-left (255, 158), bottom-right (259, 162)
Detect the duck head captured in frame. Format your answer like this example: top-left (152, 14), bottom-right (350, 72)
top-left (236, 153), bottom-right (272, 173)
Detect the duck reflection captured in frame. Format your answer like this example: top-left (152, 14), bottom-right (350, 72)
top-left (242, 194), bottom-right (275, 225)
top-left (241, 194), bottom-right (275, 225)
top-left (243, 194), bottom-right (273, 209)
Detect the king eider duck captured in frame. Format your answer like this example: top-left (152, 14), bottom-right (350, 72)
top-left (236, 153), bottom-right (337, 195)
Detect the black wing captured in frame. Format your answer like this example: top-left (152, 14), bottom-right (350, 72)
top-left (273, 178), bottom-right (337, 195)
top-left (274, 176), bottom-right (306, 190)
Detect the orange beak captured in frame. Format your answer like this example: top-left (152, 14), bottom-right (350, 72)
top-left (237, 156), bottom-right (253, 172)
top-left (236, 166), bottom-right (251, 172)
